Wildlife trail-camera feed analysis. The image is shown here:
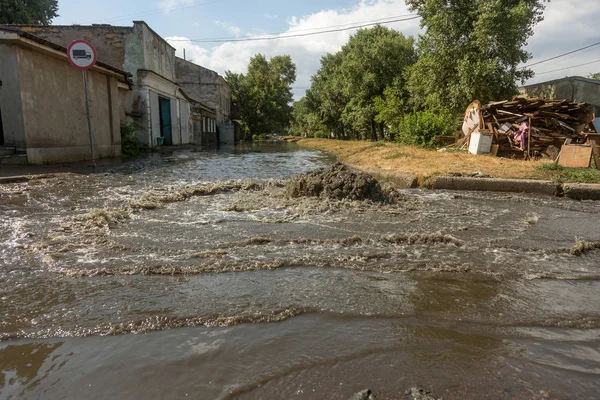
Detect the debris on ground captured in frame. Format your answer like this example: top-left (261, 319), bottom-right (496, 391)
top-left (405, 387), bottom-right (443, 400)
top-left (348, 389), bottom-right (377, 400)
top-left (285, 162), bottom-right (398, 203)
top-left (453, 96), bottom-right (599, 166)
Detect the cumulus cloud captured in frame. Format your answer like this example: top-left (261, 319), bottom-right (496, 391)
top-left (165, 0), bottom-right (600, 100)
top-left (522, 0), bottom-right (600, 85)
top-left (167, 0), bottom-right (421, 99)
top-left (157, 0), bottom-right (194, 13)
top-left (215, 21), bottom-right (242, 36)
top-left (264, 14), bottom-right (279, 20)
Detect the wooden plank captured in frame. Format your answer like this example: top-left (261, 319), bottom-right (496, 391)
top-left (591, 140), bottom-right (600, 170)
top-left (555, 139), bottom-right (572, 164)
top-left (528, 117), bottom-right (532, 160)
top-left (434, 135), bottom-right (457, 144)
top-left (491, 144), bottom-right (500, 156)
top-left (558, 145), bottom-right (593, 168)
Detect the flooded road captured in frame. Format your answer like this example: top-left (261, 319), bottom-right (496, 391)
top-left (1, 143), bottom-right (600, 399)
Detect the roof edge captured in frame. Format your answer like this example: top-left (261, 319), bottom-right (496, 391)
top-left (0, 26), bottom-right (131, 78)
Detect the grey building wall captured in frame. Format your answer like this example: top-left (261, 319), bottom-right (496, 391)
top-left (17, 24), bottom-right (132, 69)
top-left (170, 98), bottom-right (178, 145)
top-left (2, 43), bottom-right (121, 163)
top-left (0, 43), bottom-right (26, 150)
top-left (175, 57), bottom-right (232, 123)
top-left (520, 76), bottom-right (600, 109)
top-left (218, 123), bottom-right (235, 143)
top-left (139, 23), bottom-right (176, 82)
top-left (149, 91), bottom-right (160, 147)
top-left (179, 99), bottom-right (191, 145)
top-left (12, 22), bottom-right (190, 150)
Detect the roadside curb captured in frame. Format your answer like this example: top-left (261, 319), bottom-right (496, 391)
top-left (563, 183), bottom-right (600, 201)
top-left (431, 176), bottom-right (562, 197)
top-left (350, 164), bottom-right (600, 200)
top-left (365, 169), bottom-right (418, 189)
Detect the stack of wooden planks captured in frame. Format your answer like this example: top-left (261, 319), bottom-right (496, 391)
top-left (480, 96), bottom-right (597, 159)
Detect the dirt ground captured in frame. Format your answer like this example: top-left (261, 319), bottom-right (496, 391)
top-left (295, 138), bottom-right (600, 183)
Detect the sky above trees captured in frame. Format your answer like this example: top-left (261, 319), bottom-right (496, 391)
top-left (51, 0), bottom-right (600, 99)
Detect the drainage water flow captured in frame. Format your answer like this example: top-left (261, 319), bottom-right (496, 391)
top-left (1, 143), bottom-right (600, 399)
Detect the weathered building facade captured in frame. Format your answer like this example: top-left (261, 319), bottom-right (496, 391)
top-left (520, 76), bottom-right (600, 111)
top-left (0, 27), bottom-right (126, 163)
top-left (15, 21), bottom-right (196, 148)
top-left (1, 21), bottom-right (231, 164)
top-left (175, 58), bottom-right (235, 143)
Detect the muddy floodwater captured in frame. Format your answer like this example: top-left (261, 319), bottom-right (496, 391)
top-left (1, 143), bottom-right (600, 399)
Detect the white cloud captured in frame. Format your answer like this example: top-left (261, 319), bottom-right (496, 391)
top-left (157, 0), bottom-right (194, 12)
top-left (215, 21), bottom-right (242, 36)
top-left (167, 0), bottom-right (421, 99)
top-left (523, 0), bottom-right (600, 85)
top-left (165, 0), bottom-right (600, 100)
top-left (264, 14), bottom-right (279, 20)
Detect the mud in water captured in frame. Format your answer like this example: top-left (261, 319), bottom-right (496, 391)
top-left (286, 162), bottom-right (399, 202)
top-left (1, 143), bottom-right (600, 399)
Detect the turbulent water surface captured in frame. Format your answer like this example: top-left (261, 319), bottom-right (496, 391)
top-left (1, 143), bottom-right (600, 399)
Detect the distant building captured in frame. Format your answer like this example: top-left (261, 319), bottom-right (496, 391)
top-left (0, 27), bottom-right (128, 164)
top-left (0, 21), bottom-right (225, 163)
top-left (175, 58), bottom-right (235, 143)
top-left (519, 76), bottom-right (600, 112)
top-left (520, 76), bottom-right (600, 130)
top-left (12, 21), bottom-right (202, 149)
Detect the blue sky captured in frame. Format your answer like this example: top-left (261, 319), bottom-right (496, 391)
top-left (54, 0), bottom-right (359, 38)
top-left (53, 0), bottom-right (600, 100)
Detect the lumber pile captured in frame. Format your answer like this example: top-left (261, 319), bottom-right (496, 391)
top-left (480, 96), bottom-right (597, 159)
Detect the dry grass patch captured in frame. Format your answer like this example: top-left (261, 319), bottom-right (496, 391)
top-left (297, 139), bottom-right (557, 181)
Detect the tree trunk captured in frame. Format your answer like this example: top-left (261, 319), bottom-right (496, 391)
top-left (378, 123), bottom-right (385, 142)
top-left (371, 120), bottom-right (378, 142)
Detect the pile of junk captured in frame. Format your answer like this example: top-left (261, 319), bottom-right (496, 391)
top-left (447, 96), bottom-right (600, 168)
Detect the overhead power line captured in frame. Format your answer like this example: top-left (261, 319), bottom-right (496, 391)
top-left (173, 14), bottom-right (419, 42)
top-left (521, 40), bottom-right (600, 69)
top-left (168, 15), bottom-right (421, 43)
top-left (533, 58), bottom-right (600, 76)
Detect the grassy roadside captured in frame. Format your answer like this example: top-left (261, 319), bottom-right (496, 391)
top-left (293, 138), bottom-right (600, 184)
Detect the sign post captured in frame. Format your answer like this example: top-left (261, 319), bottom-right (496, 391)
top-left (67, 40), bottom-right (98, 168)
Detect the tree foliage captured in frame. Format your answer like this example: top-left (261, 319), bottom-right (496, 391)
top-left (405, 0), bottom-right (547, 115)
top-left (293, 26), bottom-right (416, 141)
top-left (0, 0), bottom-right (59, 24)
top-left (225, 54), bottom-right (296, 135)
top-left (588, 73), bottom-right (600, 81)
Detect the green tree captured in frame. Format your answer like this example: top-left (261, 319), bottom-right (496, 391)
top-left (338, 26), bottom-right (416, 141)
top-left (0, 0), bottom-right (59, 24)
top-left (290, 97), bottom-right (328, 138)
top-left (225, 54), bottom-right (296, 136)
top-left (304, 26), bottom-right (416, 141)
top-left (406, 0), bottom-right (546, 115)
top-left (588, 73), bottom-right (600, 80)
top-left (306, 53), bottom-right (349, 139)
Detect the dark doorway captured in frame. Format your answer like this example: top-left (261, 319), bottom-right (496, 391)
top-left (0, 105), bottom-right (4, 146)
top-left (159, 97), bottom-right (172, 146)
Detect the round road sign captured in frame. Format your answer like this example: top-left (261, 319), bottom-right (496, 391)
top-left (67, 40), bottom-right (97, 70)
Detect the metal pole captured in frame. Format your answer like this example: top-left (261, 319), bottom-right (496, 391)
top-left (83, 69), bottom-right (96, 168)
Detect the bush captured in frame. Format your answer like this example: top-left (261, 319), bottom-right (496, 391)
top-left (394, 110), bottom-right (456, 147)
top-left (121, 122), bottom-right (143, 157)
